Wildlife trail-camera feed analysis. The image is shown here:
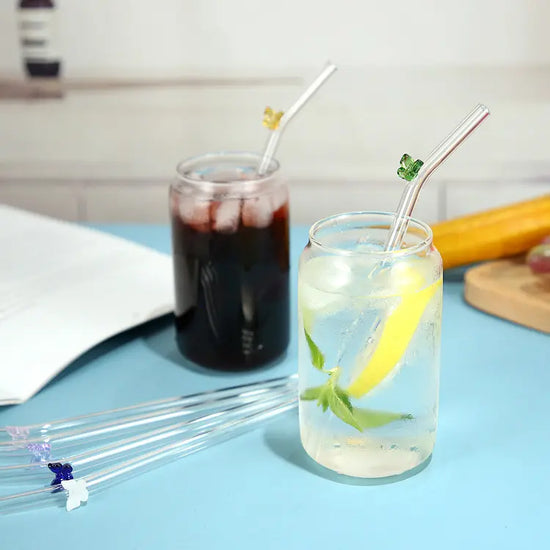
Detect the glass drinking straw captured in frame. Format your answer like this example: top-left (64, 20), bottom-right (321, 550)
top-left (0, 388), bottom-right (297, 483)
top-left (257, 62), bottom-right (337, 176)
top-left (339, 104), bottom-right (491, 390)
top-left (0, 392), bottom-right (297, 513)
top-left (0, 375), bottom-right (298, 458)
top-left (0, 382), bottom-right (298, 466)
top-left (384, 104), bottom-right (490, 251)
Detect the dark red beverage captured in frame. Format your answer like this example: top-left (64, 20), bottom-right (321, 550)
top-left (170, 152), bottom-right (290, 371)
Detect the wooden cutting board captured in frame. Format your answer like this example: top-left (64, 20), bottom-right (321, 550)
top-left (464, 257), bottom-right (550, 334)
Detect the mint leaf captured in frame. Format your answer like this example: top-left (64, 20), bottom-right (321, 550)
top-left (333, 385), bottom-right (353, 410)
top-left (353, 408), bottom-right (413, 430)
top-left (300, 386), bottom-right (323, 401)
top-left (304, 329), bottom-right (325, 371)
top-left (319, 385), bottom-right (331, 412)
top-left (328, 386), bottom-right (363, 432)
top-left (300, 377), bottom-right (412, 434)
top-left (300, 382), bottom-right (330, 411)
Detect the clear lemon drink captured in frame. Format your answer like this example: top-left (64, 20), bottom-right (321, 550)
top-left (298, 212), bottom-right (442, 479)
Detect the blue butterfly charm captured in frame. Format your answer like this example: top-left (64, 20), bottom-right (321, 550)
top-left (397, 153), bottom-right (424, 182)
top-left (48, 462), bottom-right (74, 486)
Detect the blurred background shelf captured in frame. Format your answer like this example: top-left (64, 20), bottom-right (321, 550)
top-left (0, 75), bottom-right (303, 99)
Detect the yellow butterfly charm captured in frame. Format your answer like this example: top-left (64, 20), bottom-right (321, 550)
top-left (262, 106), bottom-right (284, 130)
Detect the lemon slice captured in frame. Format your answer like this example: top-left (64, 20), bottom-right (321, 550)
top-left (346, 275), bottom-right (442, 398)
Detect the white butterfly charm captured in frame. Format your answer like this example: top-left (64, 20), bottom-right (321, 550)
top-left (61, 478), bottom-right (89, 511)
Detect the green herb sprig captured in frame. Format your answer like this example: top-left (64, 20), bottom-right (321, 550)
top-left (301, 328), bottom-right (412, 432)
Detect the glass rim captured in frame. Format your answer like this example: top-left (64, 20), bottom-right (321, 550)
top-left (308, 211), bottom-right (433, 257)
top-left (173, 151), bottom-right (280, 195)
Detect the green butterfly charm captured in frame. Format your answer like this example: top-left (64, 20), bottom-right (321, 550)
top-left (397, 153), bottom-right (424, 182)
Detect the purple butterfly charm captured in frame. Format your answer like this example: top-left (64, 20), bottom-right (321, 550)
top-left (27, 442), bottom-right (51, 463)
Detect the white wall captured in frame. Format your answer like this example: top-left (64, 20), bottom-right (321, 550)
top-left (2, 69), bottom-right (550, 225)
top-left (1, 0), bottom-right (550, 78)
top-left (2, 1), bottom-right (550, 225)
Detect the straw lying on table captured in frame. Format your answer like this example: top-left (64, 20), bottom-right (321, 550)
top-left (0, 375), bottom-right (298, 461)
top-left (0, 376), bottom-right (298, 513)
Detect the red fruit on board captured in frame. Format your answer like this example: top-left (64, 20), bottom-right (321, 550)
top-left (527, 239), bottom-right (550, 274)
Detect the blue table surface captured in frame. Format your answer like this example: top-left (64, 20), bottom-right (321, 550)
top-left (1, 225), bottom-right (548, 549)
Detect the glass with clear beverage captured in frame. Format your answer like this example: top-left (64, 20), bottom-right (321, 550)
top-left (298, 212), bottom-right (442, 478)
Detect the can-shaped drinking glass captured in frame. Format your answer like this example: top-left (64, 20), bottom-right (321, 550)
top-left (298, 212), bottom-right (442, 478)
top-left (170, 152), bottom-right (290, 371)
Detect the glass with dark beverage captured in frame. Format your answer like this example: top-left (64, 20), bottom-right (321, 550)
top-left (169, 152), bottom-right (290, 371)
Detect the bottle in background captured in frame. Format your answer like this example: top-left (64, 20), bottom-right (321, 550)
top-left (18, 0), bottom-right (61, 78)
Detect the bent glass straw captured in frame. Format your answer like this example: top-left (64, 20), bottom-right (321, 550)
top-left (0, 375), bottom-right (298, 457)
top-left (0, 394), bottom-right (297, 514)
top-left (257, 62), bottom-right (337, 176)
top-left (343, 105), bottom-right (490, 387)
top-left (0, 388), bottom-right (298, 482)
top-left (384, 104), bottom-right (490, 251)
